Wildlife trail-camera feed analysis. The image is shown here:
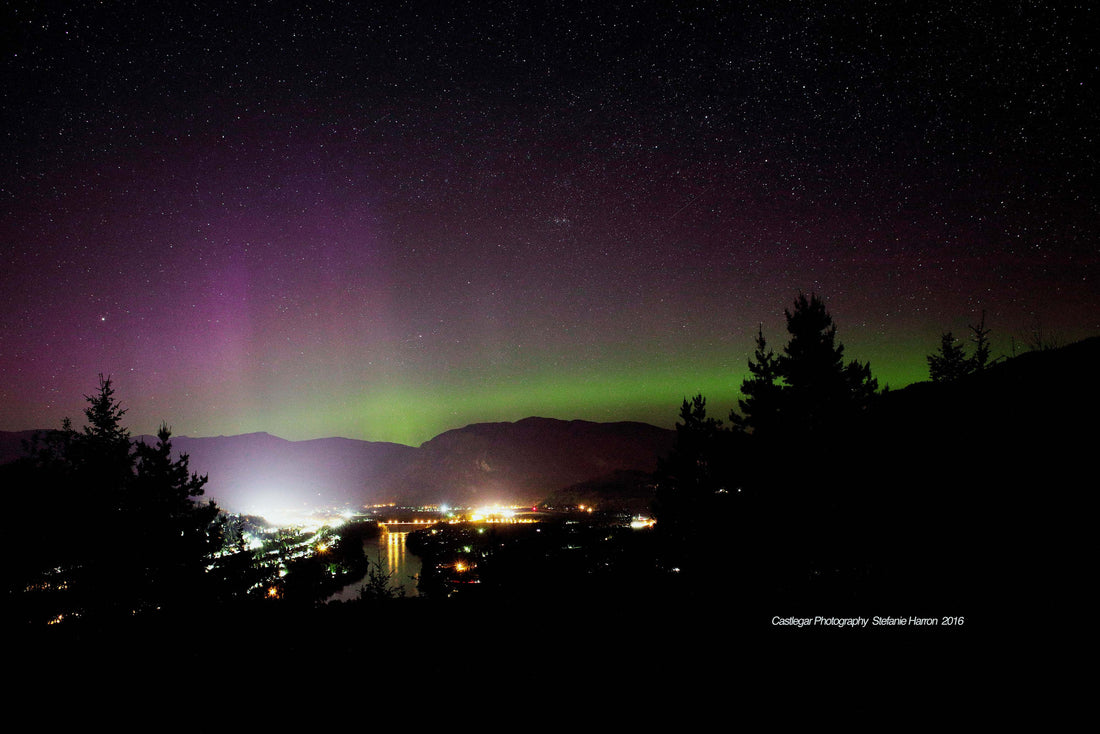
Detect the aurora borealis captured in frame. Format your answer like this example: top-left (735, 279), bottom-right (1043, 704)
top-left (1, 2), bottom-right (1095, 446)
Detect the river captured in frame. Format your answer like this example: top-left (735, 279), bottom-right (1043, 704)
top-left (328, 530), bottom-right (422, 602)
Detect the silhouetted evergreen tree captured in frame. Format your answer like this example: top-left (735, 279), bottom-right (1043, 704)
top-left (928, 312), bottom-right (995, 381)
top-left (733, 293), bottom-right (878, 437)
top-left (129, 423), bottom-right (224, 610)
top-left (928, 332), bottom-right (970, 382)
top-left (43, 375), bottom-right (138, 618)
top-left (652, 395), bottom-right (743, 584)
top-left (649, 295), bottom-right (882, 604)
top-left (732, 325), bottom-right (782, 436)
top-left (9, 376), bottom-right (238, 623)
top-left (208, 515), bottom-right (265, 604)
top-left (779, 293), bottom-right (878, 434)
top-left (662, 394), bottom-right (727, 492)
top-left (359, 555), bottom-right (405, 601)
top-left (968, 311), bottom-right (992, 371)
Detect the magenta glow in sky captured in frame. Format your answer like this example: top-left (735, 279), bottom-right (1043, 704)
top-left (1, 2), bottom-right (1095, 445)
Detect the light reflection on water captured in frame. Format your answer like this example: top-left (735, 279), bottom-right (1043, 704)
top-left (379, 531), bottom-right (420, 597)
top-left (329, 530), bottom-right (421, 602)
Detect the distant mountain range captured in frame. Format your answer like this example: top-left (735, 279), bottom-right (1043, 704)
top-left (5, 335), bottom-right (1097, 519)
top-left (0, 417), bottom-right (676, 515)
top-left (388, 417), bottom-right (674, 508)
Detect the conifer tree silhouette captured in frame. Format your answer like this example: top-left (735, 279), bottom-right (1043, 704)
top-left (732, 325), bottom-right (783, 436)
top-left (734, 293), bottom-right (878, 436)
top-left (928, 332), bottom-right (971, 382)
top-left (10, 376), bottom-right (236, 622)
top-left (928, 311), bottom-right (994, 381)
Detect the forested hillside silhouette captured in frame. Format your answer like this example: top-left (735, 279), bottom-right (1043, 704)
top-left (399, 294), bottom-right (1092, 621)
top-left (650, 294), bottom-right (1096, 617)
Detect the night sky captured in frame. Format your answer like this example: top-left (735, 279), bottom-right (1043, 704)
top-left (2, 1), bottom-right (1095, 446)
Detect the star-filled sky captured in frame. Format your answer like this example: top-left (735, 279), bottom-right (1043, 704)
top-left (1, 1), bottom-right (1095, 446)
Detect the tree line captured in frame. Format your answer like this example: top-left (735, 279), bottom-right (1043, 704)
top-left (2, 377), bottom-right (389, 627)
top-left (650, 292), bottom-right (1011, 610)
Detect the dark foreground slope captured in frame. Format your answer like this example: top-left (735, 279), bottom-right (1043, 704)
top-left (645, 336), bottom-right (1099, 624)
top-left (852, 336), bottom-right (1099, 615)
